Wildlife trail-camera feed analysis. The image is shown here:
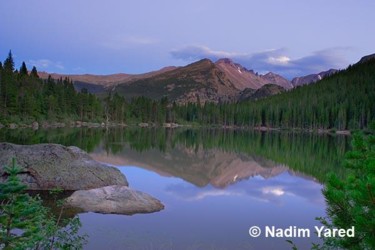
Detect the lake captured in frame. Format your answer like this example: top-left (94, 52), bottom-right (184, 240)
top-left (0, 127), bottom-right (351, 250)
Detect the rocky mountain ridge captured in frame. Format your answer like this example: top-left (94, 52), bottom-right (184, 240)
top-left (111, 58), bottom-right (293, 104)
top-left (214, 58), bottom-right (293, 90)
top-left (37, 56), bottom-right (350, 104)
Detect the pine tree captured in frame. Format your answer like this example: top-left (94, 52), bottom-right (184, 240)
top-left (0, 158), bottom-right (49, 249)
top-left (3, 51), bottom-right (14, 73)
top-left (318, 131), bottom-right (375, 249)
top-left (30, 66), bottom-right (39, 78)
top-left (0, 159), bottom-right (87, 249)
top-left (1, 51), bottom-right (16, 112)
top-left (19, 62), bottom-right (28, 77)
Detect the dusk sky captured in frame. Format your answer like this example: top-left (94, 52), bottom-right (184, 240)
top-left (1, 0), bottom-right (374, 79)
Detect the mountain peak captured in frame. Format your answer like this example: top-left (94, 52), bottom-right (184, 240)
top-left (215, 58), bottom-right (234, 65)
top-left (262, 72), bottom-right (293, 89)
top-left (195, 58), bottom-right (214, 64)
top-left (264, 72), bottom-right (276, 77)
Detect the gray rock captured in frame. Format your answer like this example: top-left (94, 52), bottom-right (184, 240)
top-left (32, 121), bottom-right (39, 130)
top-left (0, 143), bottom-right (128, 190)
top-left (9, 123), bottom-right (18, 129)
top-left (65, 185), bottom-right (164, 215)
top-left (86, 122), bottom-right (101, 128)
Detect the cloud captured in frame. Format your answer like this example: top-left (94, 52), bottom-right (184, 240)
top-left (28, 59), bottom-right (64, 71)
top-left (171, 45), bottom-right (245, 61)
top-left (166, 183), bottom-right (244, 201)
top-left (168, 187), bottom-right (242, 201)
top-left (102, 35), bottom-right (158, 49)
top-left (171, 45), bottom-right (349, 79)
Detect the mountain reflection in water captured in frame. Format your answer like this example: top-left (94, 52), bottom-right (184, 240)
top-left (0, 127), bottom-right (351, 250)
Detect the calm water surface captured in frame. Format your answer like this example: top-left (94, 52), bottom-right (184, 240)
top-left (0, 128), bottom-right (350, 250)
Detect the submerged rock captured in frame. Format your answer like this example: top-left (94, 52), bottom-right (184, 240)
top-left (0, 143), bottom-right (128, 190)
top-left (65, 185), bottom-right (164, 215)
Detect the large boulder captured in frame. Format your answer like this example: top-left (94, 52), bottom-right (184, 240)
top-left (0, 143), bottom-right (128, 190)
top-left (65, 185), bottom-right (164, 215)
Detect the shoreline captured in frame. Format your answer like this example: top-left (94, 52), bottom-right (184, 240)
top-left (0, 120), bottom-right (354, 135)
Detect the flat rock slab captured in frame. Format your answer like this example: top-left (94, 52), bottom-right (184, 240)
top-left (0, 143), bottom-right (128, 190)
top-left (65, 185), bottom-right (164, 215)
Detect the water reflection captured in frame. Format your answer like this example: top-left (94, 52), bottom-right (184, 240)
top-left (165, 173), bottom-right (324, 206)
top-left (0, 127), bottom-right (350, 183)
top-left (0, 127), bottom-right (351, 249)
top-left (91, 148), bottom-right (290, 188)
top-left (79, 166), bottom-right (326, 250)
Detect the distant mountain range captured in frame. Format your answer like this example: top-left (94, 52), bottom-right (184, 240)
top-left (38, 57), bottom-right (343, 103)
top-left (291, 69), bottom-right (338, 87)
top-left (37, 66), bottom-right (177, 94)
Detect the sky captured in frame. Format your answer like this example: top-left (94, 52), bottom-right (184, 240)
top-left (1, 0), bottom-right (374, 79)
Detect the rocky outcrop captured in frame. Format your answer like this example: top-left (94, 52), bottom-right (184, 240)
top-left (0, 143), bottom-right (128, 190)
top-left (65, 185), bottom-right (164, 215)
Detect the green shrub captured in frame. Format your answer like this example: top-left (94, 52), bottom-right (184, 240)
top-left (0, 159), bottom-right (87, 249)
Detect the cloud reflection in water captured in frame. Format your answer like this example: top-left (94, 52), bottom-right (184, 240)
top-left (165, 172), bottom-right (324, 205)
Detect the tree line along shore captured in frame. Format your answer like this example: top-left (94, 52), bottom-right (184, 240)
top-left (1, 51), bottom-right (374, 131)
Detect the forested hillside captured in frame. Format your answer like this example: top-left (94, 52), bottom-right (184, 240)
top-left (172, 57), bottom-right (375, 130)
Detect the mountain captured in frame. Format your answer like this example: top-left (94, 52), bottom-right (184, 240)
top-left (291, 69), bottom-right (338, 87)
top-left (37, 66), bottom-right (177, 93)
top-left (214, 58), bottom-right (292, 90)
top-left (37, 72), bottom-right (130, 87)
top-left (112, 59), bottom-right (238, 104)
top-left (215, 58), bottom-right (264, 90)
top-left (261, 72), bottom-right (293, 89)
top-left (37, 58), bottom-right (293, 104)
top-left (112, 58), bottom-right (291, 104)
